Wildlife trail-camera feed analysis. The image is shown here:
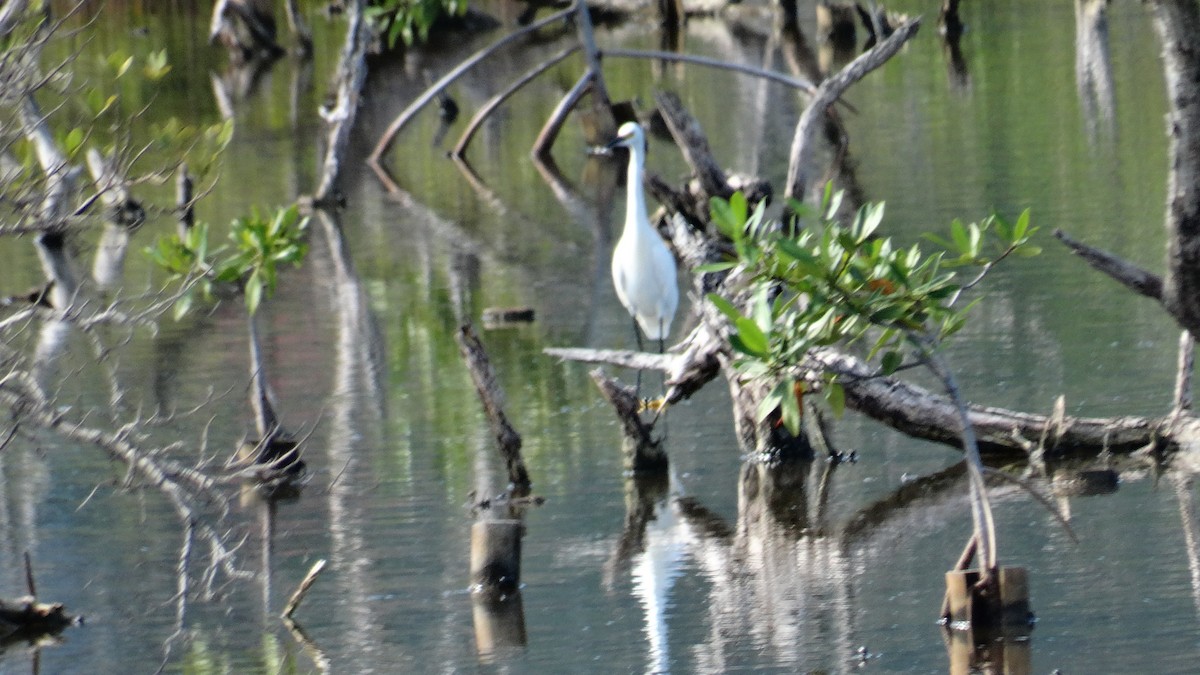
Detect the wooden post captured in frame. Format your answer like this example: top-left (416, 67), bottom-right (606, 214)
top-left (470, 520), bottom-right (523, 595)
top-left (944, 566), bottom-right (1031, 629)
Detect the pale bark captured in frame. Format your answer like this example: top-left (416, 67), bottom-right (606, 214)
top-left (1150, 0), bottom-right (1200, 338)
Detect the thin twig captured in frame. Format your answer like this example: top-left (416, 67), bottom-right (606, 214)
top-left (24, 550), bottom-right (36, 598)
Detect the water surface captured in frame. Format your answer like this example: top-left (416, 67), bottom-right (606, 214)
top-left (1, 1), bottom-right (1196, 673)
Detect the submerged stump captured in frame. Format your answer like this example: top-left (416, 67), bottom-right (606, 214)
top-left (0, 597), bottom-right (78, 644)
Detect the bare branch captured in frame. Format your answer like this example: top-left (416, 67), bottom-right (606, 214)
top-left (786, 19), bottom-right (921, 202)
top-left (1054, 228), bottom-right (1163, 300)
top-left (453, 45), bottom-right (580, 158)
top-left (602, 48), bottom-right (817, 94)
top-left (368, 7), bottom-right (573, 165)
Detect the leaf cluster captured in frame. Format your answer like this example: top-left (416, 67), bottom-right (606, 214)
top-left (706, 186), bottom-right (1038, 432)
top-left (145, 205), bottom-right (309, 319)
top-left (365, 0), bottom-right (468, 48)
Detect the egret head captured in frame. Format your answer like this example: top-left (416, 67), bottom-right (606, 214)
top-left (607, 121), bottom-right (645, 153)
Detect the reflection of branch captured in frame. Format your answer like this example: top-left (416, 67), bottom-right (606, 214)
top-left (283, 617), bottom-right (331, 673)
top-left (604, 472), bottom-right (669, 587)
top-left (841, 462), bottom-right (968, 544)
top-left (1174, 476), bottom-right (1200, 621)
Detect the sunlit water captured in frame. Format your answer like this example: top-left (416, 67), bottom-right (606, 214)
top-left (1, 1), bottom-right (1198, 673)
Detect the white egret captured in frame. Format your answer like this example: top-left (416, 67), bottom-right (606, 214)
top-left (607, 121), bottom-right (679, 355)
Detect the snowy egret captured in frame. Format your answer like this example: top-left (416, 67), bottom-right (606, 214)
top-left (607, 121), bottom-right (679, 355)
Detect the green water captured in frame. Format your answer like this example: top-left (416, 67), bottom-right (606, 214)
top-left (0, 1), bottom-right (1196, 673)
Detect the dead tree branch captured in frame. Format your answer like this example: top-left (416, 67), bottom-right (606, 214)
top-left (453, 45), bottom-right (581, 158)
top-left (1054, 228), bottom-right (1163, 300)
top-left (590, 368), bottom-right (667, 472)
top-left (456, 323), bottom-right (531, 490)
top-left (368, 7), bottom-right (574, 165)
top-left (313, 0), bottom-right (369, 207)
top-left (602, 48), bottom-right (818, 94)
top-left (785, 19), bottom-right (921, 202)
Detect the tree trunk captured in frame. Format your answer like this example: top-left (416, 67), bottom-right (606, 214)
top-left (1150, 0), bottom-right (1200, 339)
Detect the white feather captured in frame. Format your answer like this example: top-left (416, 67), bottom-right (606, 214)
top-left (610, 122), bottom-right (679, 342)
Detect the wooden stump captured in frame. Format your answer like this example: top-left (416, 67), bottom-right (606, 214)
top-left (470, 520), bottom-right (523, 595)
top-left (944, 567), bottom-right (1032, 629)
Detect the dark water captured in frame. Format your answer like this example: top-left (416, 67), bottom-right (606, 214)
top-left (1, 1), bottom-right (1197, 673)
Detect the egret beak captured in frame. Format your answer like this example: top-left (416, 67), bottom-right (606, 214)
top-left (605, 130), bottom-right (633, 151)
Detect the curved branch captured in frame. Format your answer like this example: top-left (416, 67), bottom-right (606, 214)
top-left (452, 45), bottom-right (580, 158)
top-left (531, 70), bottom-right (594, 159)
top-left (785, 19), bottom-right (921, 202)
top-left (600, 48), bottom-right (817, 94)
top-left (367, 7), bottom-right (574, 165)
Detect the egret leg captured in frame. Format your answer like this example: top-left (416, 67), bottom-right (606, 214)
top-left (655, 319), bottom-right (669, 438)
top-left (632, 317), bottom-right (644, 398)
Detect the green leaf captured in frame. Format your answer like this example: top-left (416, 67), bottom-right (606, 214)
top-left (733, 316), bottom-right (770, 357)
top-left (709, 196), bottom-right (739, 240)
top-left (825, 381), bottom-right (846, 418)
top-left (780, 381), bottom-right (803, 435)
top-left (756, 382), bottom-right (785, 423)
top-left (245, 270), bottom-right (263, 315)
top-left (855, 202), bottom-right (885, 243)
top-left (729, 190), bottom-right (747, 230)
top-left (114, 54), bottom-right (134, 78)
top-left (880, 350), bottom-right (903, 374)
top-left (707, 293), bottom-right (744, 322)
top-left (1015, 244), bottom-right (1042, 257)
top-left (950, 219), bottom-right (969, 254)
top-left (694, 261), bottom-right (737, 273)
top-left (144, 49), bottom-right (171, 80)
top-left (1012, 208), bottom-right (1031, 241)
top-left (173, 291), bottom-right (193, 321)
top-left (64, 127), bottom-right (84, 157)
